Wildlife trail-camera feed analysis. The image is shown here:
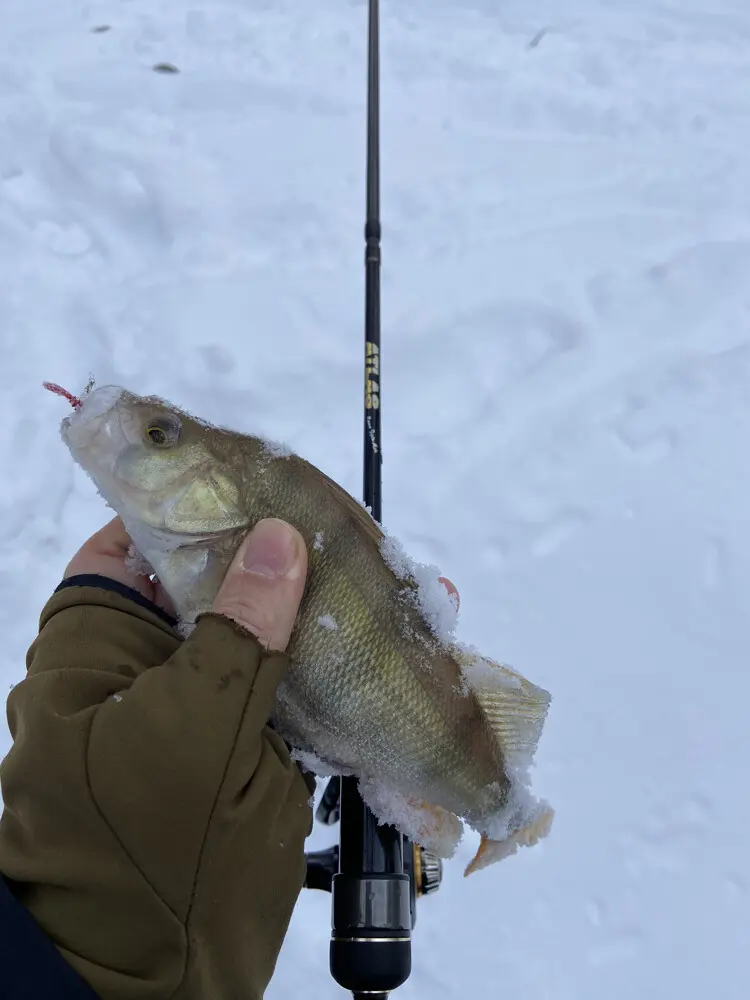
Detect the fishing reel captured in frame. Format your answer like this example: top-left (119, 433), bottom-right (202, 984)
top-left (305, 778), bottom-right (443, 928)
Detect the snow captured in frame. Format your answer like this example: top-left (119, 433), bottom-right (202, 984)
top-left (358, 778), bottom-right (464, 859)
top-left (316, 614), bottom-right (338, 631)
top-left (380, 533), bottom-right (460, 641)
top-left (290, 748), bottom-right (351, 781)
top-left (261, 437), bottom-right (294, 459)
top-left (1, 0), bottom-right (749, 998)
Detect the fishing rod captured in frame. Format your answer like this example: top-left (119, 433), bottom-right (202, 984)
top-left (303, 3), bottom-right (442, 997)
top-left (330, 1), bottom-right (411, 996)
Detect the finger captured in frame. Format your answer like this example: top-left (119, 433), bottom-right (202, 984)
top-left (63, 516), bottom-right (165, 608)
top-left (65, 516), bottom-right (131, 570)
top-left (212, 518), bottom-right (308, 652)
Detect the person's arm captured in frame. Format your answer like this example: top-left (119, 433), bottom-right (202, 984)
top-left (0, 518), bottom-right (314, 1000)
top-left (1, 874), bottom-right (100, 999)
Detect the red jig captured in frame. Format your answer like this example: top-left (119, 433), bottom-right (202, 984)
top-left (43, 381), bottom-right (83, 410)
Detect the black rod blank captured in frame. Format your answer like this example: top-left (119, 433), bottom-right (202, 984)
top-left (329, 2), bottom-right (413, 996)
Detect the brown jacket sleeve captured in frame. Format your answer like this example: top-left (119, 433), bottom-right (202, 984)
top-left (0, 584), bottom-right (314, 1000)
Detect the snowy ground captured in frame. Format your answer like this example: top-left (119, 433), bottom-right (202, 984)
top-left (2, 0), bottom-right (750, 997)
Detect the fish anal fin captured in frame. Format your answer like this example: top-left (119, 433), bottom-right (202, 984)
top-left (358, 778), bottom-right (463, 857)
top-left (409, 798), bottom-right (464, 852)
top-left (464, 805), bottom-right (554, 877)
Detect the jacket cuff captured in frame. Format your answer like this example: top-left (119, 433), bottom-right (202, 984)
top-left (39, 579), bottom-right (181, 641)
top-left (55, 575), bottom-right (178, 629)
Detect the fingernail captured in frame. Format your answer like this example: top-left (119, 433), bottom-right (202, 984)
top-left (242, 518), bottom-right (301, 579)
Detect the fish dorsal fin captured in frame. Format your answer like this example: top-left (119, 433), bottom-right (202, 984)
top-left (451, 645), bottom-right (551, 757)
top-left (290, 458), bottom-right (422, 597)
top-left (295, 458), bottom-right (386, 550)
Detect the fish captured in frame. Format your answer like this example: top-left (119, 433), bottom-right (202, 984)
top-left (49, 381), bottom-right (554, 876)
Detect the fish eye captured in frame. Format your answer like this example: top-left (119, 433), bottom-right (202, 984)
top-left (145, 419), bottom-right (179, 448)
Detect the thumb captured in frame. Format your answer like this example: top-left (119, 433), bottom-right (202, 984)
top-left (212, 518), bottom-right (308, 651)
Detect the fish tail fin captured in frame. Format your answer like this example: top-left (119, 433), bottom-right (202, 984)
top-left (450, 644), bottom-right (554, 874)
top-left (450, 644), bottom-right (551, 757)
top-left (464, 804), bottom-right (555, 877)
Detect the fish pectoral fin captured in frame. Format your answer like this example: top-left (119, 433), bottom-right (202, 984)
top-left (451, 645), bottom-right (551, 756)
top-left (464, 806), bottom-right (554, 877)
top-left (164, 471), bottom-right (247, 533)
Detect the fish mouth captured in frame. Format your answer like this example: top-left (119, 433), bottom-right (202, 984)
top-left (61, 385), bottom-right (125, 445)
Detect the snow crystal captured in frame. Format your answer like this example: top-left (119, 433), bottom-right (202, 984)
top-left (380, 534), bottom-right (459, 642)
top-left (358, 777), bottom-right (463, 858)
top-left (455, 642), bottom-right (524, 694)
top-left (317, 614), bottom-right (338, 630)
top-left (313, 531), bottom-right (325, 551)
top-left (290, 748), bottom-right (338, 778)
top-left (357, 499), bottom-right (378, 524)
top-left (261, 437), bottom-right (293, 459)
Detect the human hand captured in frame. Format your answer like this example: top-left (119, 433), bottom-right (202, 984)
top-left (211, 516), bottom-right (308, 649)
top-left (64, 515), bottom-right (174, 613)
